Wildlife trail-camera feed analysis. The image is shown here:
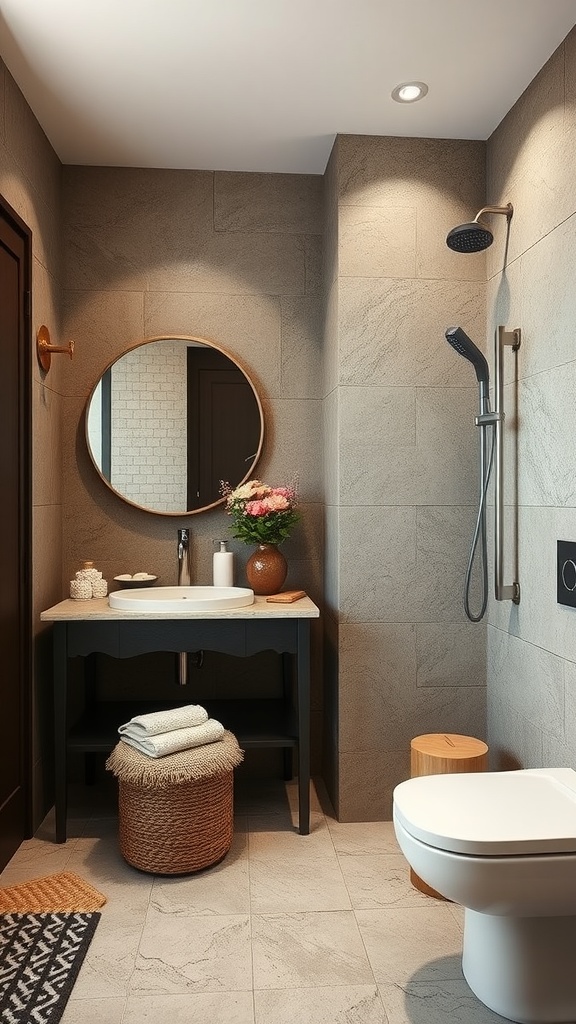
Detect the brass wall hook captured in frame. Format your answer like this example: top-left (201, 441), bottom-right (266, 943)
top-left (36, 325), bottom-right (74, 372)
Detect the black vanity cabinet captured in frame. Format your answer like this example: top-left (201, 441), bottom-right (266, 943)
top-left (41, 598), bottom-right (319, 842)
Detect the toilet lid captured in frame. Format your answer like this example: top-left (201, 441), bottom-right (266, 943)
top-left (393, 768), bottom-right (576, 855)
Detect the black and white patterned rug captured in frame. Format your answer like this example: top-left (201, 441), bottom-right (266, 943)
top-left (0, 911), bottom-right (100, 1023)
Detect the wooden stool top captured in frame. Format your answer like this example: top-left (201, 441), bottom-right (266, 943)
top-left (411, 733), bottom-right (488, 759)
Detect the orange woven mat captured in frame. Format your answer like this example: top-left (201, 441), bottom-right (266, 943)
top-left (0, 871), bottom-right (107, 913)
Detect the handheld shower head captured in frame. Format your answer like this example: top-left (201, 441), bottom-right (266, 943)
top-left (445, 326), bottom-right (489, 385)
top-left (446, 203), bottom-right (513, 253)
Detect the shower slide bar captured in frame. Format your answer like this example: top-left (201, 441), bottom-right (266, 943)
top-left (476, 325), bottom-right (521, 605)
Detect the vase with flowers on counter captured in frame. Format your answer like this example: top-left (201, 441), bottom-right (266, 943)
top-left (220, 479), bottom-right (300, 595)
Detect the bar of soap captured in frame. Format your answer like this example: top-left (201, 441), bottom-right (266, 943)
top-left (266, 590), bottom-right (306, 603)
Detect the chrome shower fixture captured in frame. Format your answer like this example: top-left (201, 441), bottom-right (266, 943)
top-left (445, 326), bottom-right (489, 385)
top-left (445, 325), bottom-right (493, 622)
top-left (446, 203), bottom-right (513, 253)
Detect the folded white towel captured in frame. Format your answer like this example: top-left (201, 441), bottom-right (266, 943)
top-left (119, 719), bottom-right (225, 758)
top-left (118, 704), bottom-right (208, 738)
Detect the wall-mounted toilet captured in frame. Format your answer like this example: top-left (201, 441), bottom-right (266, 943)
top-left (393, 767), bottom-right (576, 1024)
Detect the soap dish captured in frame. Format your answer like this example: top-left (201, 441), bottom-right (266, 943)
top-left (113, 574), bottom-right (158, 589)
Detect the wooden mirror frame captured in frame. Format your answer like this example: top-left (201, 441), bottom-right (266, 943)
top-left (85, 335), bottom-right (264, 516)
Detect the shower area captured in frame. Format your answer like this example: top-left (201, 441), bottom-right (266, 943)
top-left (322, 133), bottom-right (492, 821)
top-left (322, 35), bottom-right (576, 821)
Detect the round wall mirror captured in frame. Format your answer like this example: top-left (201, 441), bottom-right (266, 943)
top-left (85, 335), bottom-right (264, 515)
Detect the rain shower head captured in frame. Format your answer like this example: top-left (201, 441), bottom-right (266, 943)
top-left (445, 326), bottom-right (489, 385)
top-left (446, 203), bottom-right (513, 253)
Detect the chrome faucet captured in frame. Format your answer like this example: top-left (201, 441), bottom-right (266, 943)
top-left (177, 529), bottom-right (192, 687)
top-left (177, 529), bottom-right (191, 586)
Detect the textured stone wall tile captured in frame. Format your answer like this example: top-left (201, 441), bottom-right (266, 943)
top-left (280, 295), bottom-right (323, 399)
top-left (258, 398), bottom-right (322, 502)
top-left (339, 385), bottom-right (416, 505)
top-left (33, 503), bottom-right (63, 622)
top-left (32, 259), bottom-right (62, 389)
top-left (487, 693), bottom-right (544, 771)
top-left (519, 215), bottom-right (576, 378)
top-left (324, 504), bottom-right (340, 615)
top-left (0, 144), bottom-right (61, 276)
top-left (416, 622), bottom-right (486, 688)
top-left (4, 67), bottom-right (61, 215)
top-left (338, 749), bottom-right (410, 821)
top-left (415, 505), bottom-right (482, 623)
top-left (323, 278), bottom-right (339, 398)
top-left (488, 625), bottom-right (565, 738)
top-left (33, 380), bottom-right (62, 508)
top-left (487, 43), bottom-right (571, 269)
top-left (338, 505), bottom-right (417, 623)
top-left (338, 622), bottom-right (417, 752)
top-left (517, 362), bottom-right (576, 507)
top-left (338, 136), bottom-right (485, 211)
top-left (339, 205), bottom-right (416, 279)
top-left (146, 228), bottom-right (306, 297)
top-left (304, 233), bottom-right (323, 295)
top-left (566, 26), bottom-right (576, 128)
top-left (339, 385), bottom-right (477, 508)
top-left (339, 277), bottom-right (486, 387)
top-left (62, 289), bottom-right (145, 397)
top-left (62, 166), bottom-right (214, 291)
top-left (215, 171), bottom-right (322, 235)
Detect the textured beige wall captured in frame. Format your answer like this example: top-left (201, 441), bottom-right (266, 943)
top-left (325, 135), bottom-right (488, 819)
top-left (61, 166), bottom-right (325, 770)
top-left (486, 27), bottom-right (576, 769)
top-left (0, 60), bottom-right (63, 824)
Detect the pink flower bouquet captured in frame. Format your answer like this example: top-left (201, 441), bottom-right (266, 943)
top-left (221, 479), bottom-right (299, 545)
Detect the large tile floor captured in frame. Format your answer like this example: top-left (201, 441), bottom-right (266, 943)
top-left (0, 779), bottom-right (506, 1024)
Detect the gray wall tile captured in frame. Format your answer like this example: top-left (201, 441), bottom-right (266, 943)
top-left (339, 277), bottom-right (486, 387)
top-left (486, 29), bottom-right (576, 773)
top-left (214, 171), bottom-right (322, 234)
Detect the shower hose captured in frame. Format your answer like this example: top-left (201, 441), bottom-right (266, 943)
top-left (464, 408), bottom-right (495, 623)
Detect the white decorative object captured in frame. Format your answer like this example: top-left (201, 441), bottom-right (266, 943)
top-left (69, 579), bottom-right (92, 600)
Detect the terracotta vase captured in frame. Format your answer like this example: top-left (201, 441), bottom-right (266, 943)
top-left (245, 543), bottom-right (287, 596)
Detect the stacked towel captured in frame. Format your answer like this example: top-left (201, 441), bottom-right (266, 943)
top-left (118, 704), bottom-right (224, 759)
top-left (118, 704), bottom-right (208, 738)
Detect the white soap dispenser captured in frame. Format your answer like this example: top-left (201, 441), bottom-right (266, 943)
top-left (213, 540), bottom-right (234, 587)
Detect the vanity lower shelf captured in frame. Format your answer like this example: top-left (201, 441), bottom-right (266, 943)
top-left (41, 604), bottom-right (317, 840)
top-left (68, 699), bottom-right (298, 754)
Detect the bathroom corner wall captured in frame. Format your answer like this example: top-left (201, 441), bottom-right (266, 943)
top-left (0, 60), bottom-right (63, 825)
top-left (323, 134), bottom-right (488, 819)
top-left (486, 27), bottom-right (576, 768)
top-left (60, 167), bottom-right (325, 766)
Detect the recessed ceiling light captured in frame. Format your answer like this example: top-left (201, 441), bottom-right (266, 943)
top-left (391, 81), bottom-right (429, 103)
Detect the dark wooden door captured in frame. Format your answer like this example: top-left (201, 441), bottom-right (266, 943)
top-left (0, 196), bottom-right (32, 871)
top-left (187, 348), bottom-right (261, 510)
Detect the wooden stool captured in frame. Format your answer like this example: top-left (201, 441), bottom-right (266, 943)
top-left (409, 733), bottom-right (488, 899)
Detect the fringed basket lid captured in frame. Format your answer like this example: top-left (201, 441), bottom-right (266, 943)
top-left (105, 730), bottom-right (243, 789)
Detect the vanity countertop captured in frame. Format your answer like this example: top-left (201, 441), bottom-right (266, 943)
top-left (40, 595), bottom-right (320, 621)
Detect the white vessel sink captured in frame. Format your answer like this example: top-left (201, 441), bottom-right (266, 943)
top-left (109, 585), bottom-right (254, 612)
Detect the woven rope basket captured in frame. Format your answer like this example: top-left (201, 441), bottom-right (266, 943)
top-left (106, 731), bottom-right (243, 875)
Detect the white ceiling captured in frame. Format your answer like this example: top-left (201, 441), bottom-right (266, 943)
top-left (1, 0), bottom-right (575, 175)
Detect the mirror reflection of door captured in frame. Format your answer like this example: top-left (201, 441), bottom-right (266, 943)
top-left (85, 337), bottom-right (263, 516)
top-left (187, 347), bottom-right (261, 510)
